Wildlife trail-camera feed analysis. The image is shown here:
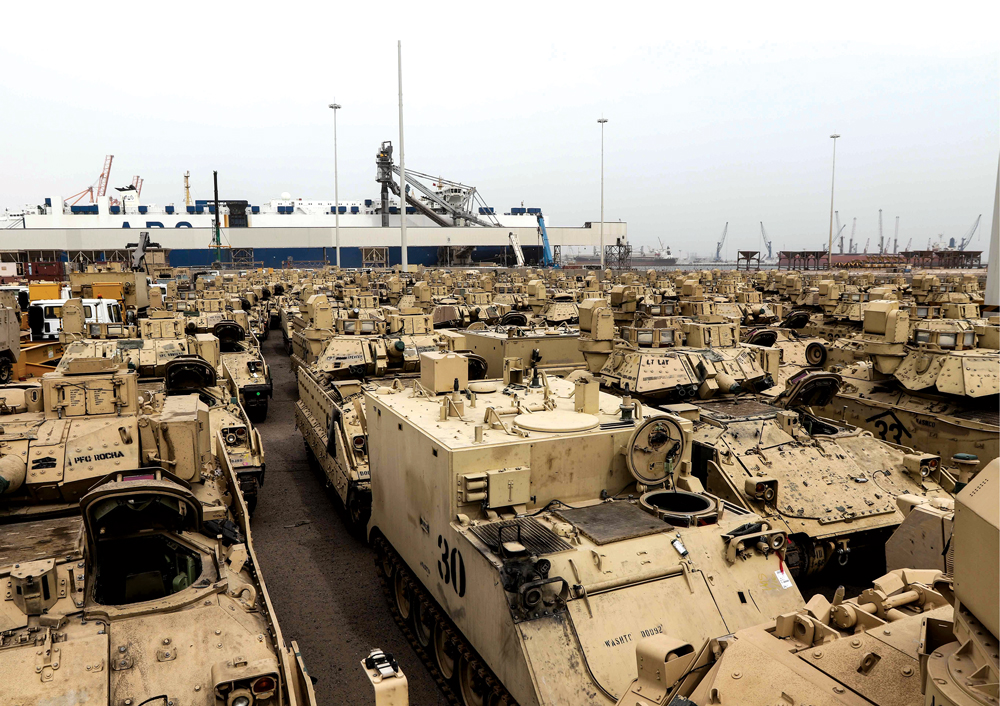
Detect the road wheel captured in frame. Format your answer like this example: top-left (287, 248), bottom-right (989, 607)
top-left (458, 656), bottom-right (492, 706)
top-left (433, 623), bottom-right (457, 682)
top-left (394, 572), bottom-right (411, 621)
top-left (412, 598), bottom-right (433, 649)
top-left (0, 359), bottom-right (11, 384)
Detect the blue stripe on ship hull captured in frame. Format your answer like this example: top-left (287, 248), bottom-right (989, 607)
top-left (164, 246), bottom-right (544, 268)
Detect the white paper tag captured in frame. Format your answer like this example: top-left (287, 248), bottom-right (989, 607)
top-left (775, 569), bottom-right (793, 589)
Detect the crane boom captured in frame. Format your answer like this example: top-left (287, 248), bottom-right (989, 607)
top-left (893, 216), bottom-right (899, 254)
top-left (96, 155), bottom-right (113, 198)
top-left (714, 222), bottom-right (729, 262)
top-left (536, 214), bottom-right (557, 267)
top-left (958, 214), bottom-right (982, 251)
top-left (849, 217), bottom-right (857, 253)
top-left (759, 222), bottom-right (773, 260)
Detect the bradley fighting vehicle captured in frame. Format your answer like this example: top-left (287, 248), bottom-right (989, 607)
top-left (0, 358), bottom-right (317, 705)
top-left (295, 309), bottom-right (462, 529)
top-left (684, 369), bottom-right (957, 577)
top-left (758, 300), bottom-right (999, 473)
top-left (368, 352), bottom-right (808, 705)
top-left (612, 458), bottom-right (998, 706)
top-left (56, 309), bottom-right (269, 515)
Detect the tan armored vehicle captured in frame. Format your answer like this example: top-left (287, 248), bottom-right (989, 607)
top-left (770, 302), bottom-right (999, 470)
top-left (215, 320), bottom-right (273, 422)
top-left (296, 314), bottom-right (480, 528)
top-left (597, 319), bottom-right (777, 402)
top-left (459, 324), bottom-right (586, 378)
top-left (0, 360), bottom-right (317, 706)
top-left (613, 458), bottom-right (998, 706)
top-left (686, 369), bottom-right (956, 576)
top-left (0, 300), bottom-right (20, 383)
top-left (368, 358), bottom-right (807, 705)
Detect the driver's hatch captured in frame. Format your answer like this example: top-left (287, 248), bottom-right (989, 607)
top-left (777, 370), bottom-right (842, 409)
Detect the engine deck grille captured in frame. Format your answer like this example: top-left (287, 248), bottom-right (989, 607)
top-left (469, 517), bottom-right (573, 556)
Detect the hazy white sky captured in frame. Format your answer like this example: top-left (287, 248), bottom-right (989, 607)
top-left (2, 1), bottom-right (997, 258)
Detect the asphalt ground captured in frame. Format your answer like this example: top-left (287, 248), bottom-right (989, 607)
top-left (250, 333), bottom-right (448, 706)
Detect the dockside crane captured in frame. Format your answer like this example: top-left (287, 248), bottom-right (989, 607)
top-left (834, 211), bottom-right (847, 253)
top-left (184, 171), bottom-right (193, 207)
top-left (893, 216), bottom-right (900, 254)
top-left (65, 154), bottom-right (114, 206)
top-left (863, 237), bottom-right (870, 254)
top-left (714, 222), bottom-right (729, 262)
top-left (849, 217), bottom-right (857, 253)
top-left (758, 222), bottom-right (773, 260)
top-left (905, 237), bottom-right (912, 251)
top-left (131, 175), bottom-right (144, 199)
top-left (957, 214), bottom-right (982, 250)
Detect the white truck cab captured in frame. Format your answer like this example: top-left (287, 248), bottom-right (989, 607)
top-left (28, 298), bottom-right (123, 340)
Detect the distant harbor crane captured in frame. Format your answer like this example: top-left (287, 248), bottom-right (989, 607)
top-left (65, 154), bottom-right (114, 206)
top-left (759, 222), bottom-right (773, 260)
top-left (132, 175), bottom-right (144, 198)
top-left (714, 222), bottom-right (729, 262)
top-left (893, 216), bottom-right (900, 254)
top-left (863, 237), bottom-right (870, 254)
top-left (957, 214), bottom-right (982, 251)
top-left (849, 217), bottom-right (857, 253)
top-left (184, 171), bottom-right (193, 207)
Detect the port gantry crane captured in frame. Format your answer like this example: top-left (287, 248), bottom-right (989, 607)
top-left (65, 154), bottom-right (114, 206)
top-left (849, 217), bottom-right (857, 253)
top-left (714, 222), bottom-right (729, 262)
top-left (957, 214), bottom-right (982, 250)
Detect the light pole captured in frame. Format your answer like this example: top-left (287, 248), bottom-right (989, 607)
top-left (827, 133), bottom-right (840, 269)
top-left (598, 117), bottom-right (608, 270)
top-left (329, 102), bottom-right (342, 268)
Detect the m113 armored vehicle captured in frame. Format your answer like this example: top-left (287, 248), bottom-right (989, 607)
top-left (367, 353), bottom-right (806, 705)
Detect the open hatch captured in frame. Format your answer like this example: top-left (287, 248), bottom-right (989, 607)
top-left (81, 469), bottom-right (205, 605)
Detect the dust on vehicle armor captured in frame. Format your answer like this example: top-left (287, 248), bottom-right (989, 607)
top-left (0, 358), bottom-right (317, 706)
top-left (683, 369), bottom-right (957, 577)
top-left (367, 353), bottom-right (807, 705)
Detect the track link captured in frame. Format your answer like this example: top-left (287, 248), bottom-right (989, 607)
top-left (374, 536), bottom-right (516, 706)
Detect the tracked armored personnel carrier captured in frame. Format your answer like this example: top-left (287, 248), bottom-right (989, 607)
top-left (368, 356), bottom-right (806, 705)
top-left (215, 320), bottom-right (273, 422)
top-left (296, 314), bottom-right (479, 529)
top-left (685, 370), bottom-right (956, 576)
top-left (0, 358), bottom-right (317, 706)
top-left (766, 302), bottom-right (999, 471)
top-left (459, 323), bottom-right (586, 378)
top-left (612, 458), bottom-right (998, 706)
top-left (598, 319), bottom-right (777, 402)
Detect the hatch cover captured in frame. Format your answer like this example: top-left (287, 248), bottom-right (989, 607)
top-left (513, 410), bottom-right (599, 433)
top-left (554, 502), bottom-right (667, 545)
